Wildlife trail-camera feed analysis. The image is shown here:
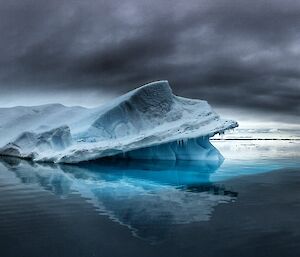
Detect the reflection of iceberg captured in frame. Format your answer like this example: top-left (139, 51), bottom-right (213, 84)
top-left (0, 157), bottom-right (237, 242)
top-left (0, 81), bottom-right (237, 163)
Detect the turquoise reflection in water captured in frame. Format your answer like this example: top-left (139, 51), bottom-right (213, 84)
top-left (211, 157), bottom-right (300, 182)
top-left (1, 142), bottom-right (300, 242)
top-left (0, 157), bottom-right (235, 242)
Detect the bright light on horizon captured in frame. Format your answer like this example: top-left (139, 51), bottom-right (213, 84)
top-left (0, 91), bottom-right (299, 131)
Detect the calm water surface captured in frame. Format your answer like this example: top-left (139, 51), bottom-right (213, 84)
top-left (0, 140), bottom-right (300, 257)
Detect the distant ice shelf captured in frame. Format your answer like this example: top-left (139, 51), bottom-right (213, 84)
top-left (0, 80), bottom-right (238, 163)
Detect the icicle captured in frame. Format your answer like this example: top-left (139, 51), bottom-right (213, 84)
top-left (183, 138), bottom-right (188, 146)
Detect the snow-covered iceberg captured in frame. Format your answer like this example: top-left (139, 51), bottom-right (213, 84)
top-left (0, 81), bottom-right (238, 163)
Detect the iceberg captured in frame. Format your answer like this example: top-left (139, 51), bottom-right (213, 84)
top-left (0, 81), bottom-right (238, 163)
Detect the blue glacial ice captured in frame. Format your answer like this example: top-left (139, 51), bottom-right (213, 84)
top-left (0, 80), bottom-right (238, 163)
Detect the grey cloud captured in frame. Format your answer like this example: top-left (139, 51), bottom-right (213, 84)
top-left (0, 0), bottom-right (299, 124)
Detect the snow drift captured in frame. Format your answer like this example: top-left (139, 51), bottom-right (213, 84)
top-left (0, 81), bottom-right (238, 163)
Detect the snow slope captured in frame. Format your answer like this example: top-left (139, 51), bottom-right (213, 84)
top-left (0, 81), bottom-right (238, 163)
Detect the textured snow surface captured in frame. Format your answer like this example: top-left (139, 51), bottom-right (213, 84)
top-left (0, 81), bottom-right (238, 162)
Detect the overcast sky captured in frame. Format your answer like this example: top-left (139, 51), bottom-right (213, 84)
top-left (0, 0), bottom-right (299, 127)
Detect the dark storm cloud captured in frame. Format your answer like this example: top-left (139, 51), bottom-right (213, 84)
top-left (0, 0), bottom-right (299, 124)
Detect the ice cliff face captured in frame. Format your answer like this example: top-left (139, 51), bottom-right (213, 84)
top-left (0, 126), bottom-right (72, 159)
top-left (0, 81), bottom-right (238, 163)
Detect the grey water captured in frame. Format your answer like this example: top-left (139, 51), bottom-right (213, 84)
top-left (1, 140), bottom-right (300, 257)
